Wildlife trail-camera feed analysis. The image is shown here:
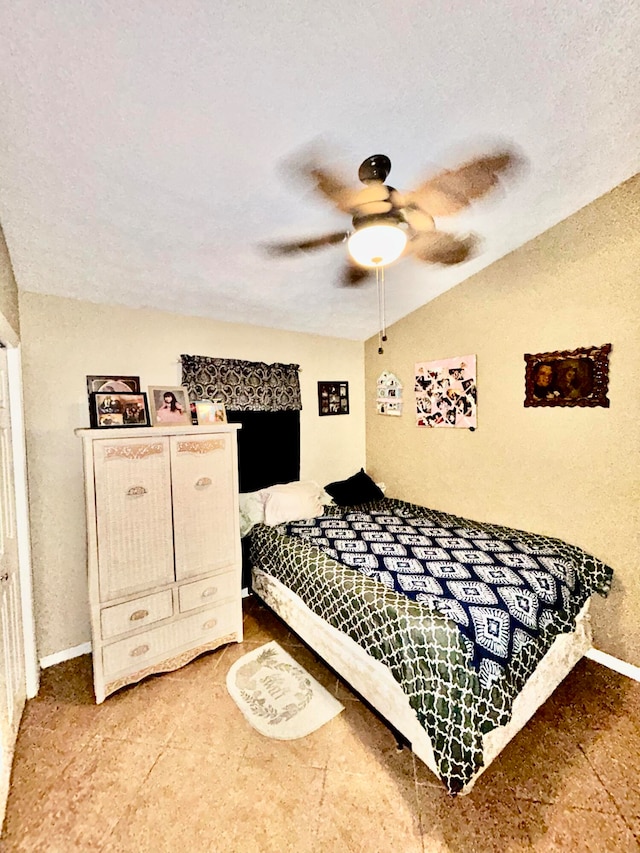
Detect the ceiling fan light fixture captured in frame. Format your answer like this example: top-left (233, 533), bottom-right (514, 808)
top-left (347, 223), bottom-right (407, 268)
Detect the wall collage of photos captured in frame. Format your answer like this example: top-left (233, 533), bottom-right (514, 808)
top-left (414, 355), bottom-right (477, 429)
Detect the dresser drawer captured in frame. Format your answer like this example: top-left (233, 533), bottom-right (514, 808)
top-left (102, 604), bottom-right (238, 680)
top-left (178, 571), bottom-right (237, 613)
top-left (100, 590), bottom-right (174, 640)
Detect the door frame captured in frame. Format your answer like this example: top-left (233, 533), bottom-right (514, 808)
top-left (5, 344), bottom-right (38, 698)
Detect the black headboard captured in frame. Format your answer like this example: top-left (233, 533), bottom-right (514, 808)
top-left (227, 409), bottom-right (300, 492)
top-left (226, 409), bottom-right (301, 589)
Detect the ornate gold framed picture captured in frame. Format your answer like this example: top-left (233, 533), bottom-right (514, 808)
top-left (524, 343), bottom-right (611, 408)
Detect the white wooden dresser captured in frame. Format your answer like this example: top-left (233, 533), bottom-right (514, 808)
top-left (76, 424), bottom-right (243, 702)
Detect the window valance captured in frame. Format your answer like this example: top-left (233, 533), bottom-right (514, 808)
top-left (180, 354), bottom-right (302, 412)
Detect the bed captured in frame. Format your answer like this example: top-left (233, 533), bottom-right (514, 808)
top-left (243, 474), bottom-right (613, 795)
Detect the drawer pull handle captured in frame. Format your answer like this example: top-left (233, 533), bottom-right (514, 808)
top-left (127, 486), bottom-right (147, 497)
top-left (203, 618), bottom-right (218, 630)
top-left (195, 477), bottom-right (212, 488)
top-left (130, 609), bottom-right (149, 622)
top-left (130, 644), bottom-right (150, 657)
top-left (201, 587), bottom-right (217, 598)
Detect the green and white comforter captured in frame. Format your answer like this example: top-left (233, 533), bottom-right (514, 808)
top-left (249, 498), bottom-right (612, 793)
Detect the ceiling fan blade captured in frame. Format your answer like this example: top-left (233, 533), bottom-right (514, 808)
top-left (339, 260), bottom-right (373, 287)
top-left (307, 165), bottom-right (360, 213)
top-left (408, 230), bottom-right (477, 265)
top-left (407, 148), bottom-right (522, 217)
top-left (285, 150), bottom-right (362, 214)
top-left (400, 204), bottom-right (435, 233)
top-left (263, 231), bottom-right (349, 256)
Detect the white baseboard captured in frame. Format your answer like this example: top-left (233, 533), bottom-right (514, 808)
top-left (586, 648), bottom-right (640, 683)
top-left (40, 641), bottom-right (92, 670)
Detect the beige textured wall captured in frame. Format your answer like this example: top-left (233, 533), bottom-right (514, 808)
top-left (0, 224), bottom-right (20, 343)
top-left (365, 175), bottom-right (640, 666)
top-left (18, 293), bottom-right (365, 658)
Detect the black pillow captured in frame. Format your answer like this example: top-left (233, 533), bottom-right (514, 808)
top-left (324, 468), bottom-right (384, 507)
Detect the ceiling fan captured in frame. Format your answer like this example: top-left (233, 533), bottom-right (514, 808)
top-left (264, 147), bottom-right (521, 286)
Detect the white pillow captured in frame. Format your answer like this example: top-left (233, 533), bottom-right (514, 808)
top-left (238, 490), bottom-right (266, 538)
top-left (260, 480), bottom-right (326, 526)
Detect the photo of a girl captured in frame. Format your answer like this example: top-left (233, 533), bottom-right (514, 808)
top-left (148, 386), bottom-right (192, 426)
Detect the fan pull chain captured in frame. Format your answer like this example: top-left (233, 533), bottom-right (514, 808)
top-left (377, 266), bottom-right (388, 354)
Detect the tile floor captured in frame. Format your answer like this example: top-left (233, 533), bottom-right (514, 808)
top-left (2, 595), bottom-right (640, 852)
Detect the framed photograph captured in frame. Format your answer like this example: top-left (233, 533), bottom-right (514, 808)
top-left (524, 343), bottom-right (611, 408)
top-left (318, 381), bottom-right (349, 416)
top-left (89, 392), bottom-right (150, 428)
top-left (147, 386), bottom-right (192, 426)
top-left (86, 375), bottom-right (140, 395)
top-left (195, 399), bottom-right (227, 425)
top-left (377, 371), bottom-right (403, 417)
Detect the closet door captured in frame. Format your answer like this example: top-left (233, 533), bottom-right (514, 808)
top-left (171, 433), bottom-right (239, 581)
top-left (94, 436), bottom-right (174, 600)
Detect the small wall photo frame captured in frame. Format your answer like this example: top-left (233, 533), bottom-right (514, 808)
top-left (524, 343), bottom-right (611, 408)
top-left (89, 392), bottom-right (150, 428)
top-left (377, 371), bottom-right (403, 416)
top-left (86, 375), bottom-right (140, 395)
top-left (318, 382), bottom-right (349, 416)
top-left (195, 400), bottom-right (227, 425)
top-left (148, 386), bottom-right (192, 426)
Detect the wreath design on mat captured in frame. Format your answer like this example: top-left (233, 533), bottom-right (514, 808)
top-left (236, 647), bottom-right (313, 725)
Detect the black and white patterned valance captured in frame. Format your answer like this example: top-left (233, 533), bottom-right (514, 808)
top-left (180, 354), bottom-right (302, 412)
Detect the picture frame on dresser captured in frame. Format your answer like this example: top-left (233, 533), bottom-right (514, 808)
top-left (86, 375), bottom-right (141, 395)
top-left (195, 399), bottom-right (227, 425)
top-left (89, 392), bottom-right (150, 428)
top-left (148, 386), bottom-right (192, 426)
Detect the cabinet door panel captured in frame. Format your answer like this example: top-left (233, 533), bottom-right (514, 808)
top-left (171, 434), bottom-right (239, 580)
top-left (94, 437), bottom-right (174, 600)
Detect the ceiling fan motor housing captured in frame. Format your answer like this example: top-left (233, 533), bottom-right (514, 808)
top-left (358, 154), bottom-right (392, 184)
top-left (352, 191), bottom-right (400, 233)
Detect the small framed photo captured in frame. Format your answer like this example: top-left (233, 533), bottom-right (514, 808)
top-left (86, 375), bottom-right (140, 395)
top-left (148, 386), bottom-right (192, 426)
top-left (318, 381), bottom-right (349, 416)
top-left (195, 400), bottom-right (227, 425)
top-left (524, 343), bottom-right (612, 408)
top-left (89, 392), bottom-right (150, 428)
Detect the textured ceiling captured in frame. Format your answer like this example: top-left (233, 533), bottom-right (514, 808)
top-left (1, 1), bottom-right (638, 340)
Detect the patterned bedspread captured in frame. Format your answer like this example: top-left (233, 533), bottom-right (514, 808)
top-left (250, 498), bottom-right (613, 793)
top-left (283, 502), bottom-right (591, 687)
